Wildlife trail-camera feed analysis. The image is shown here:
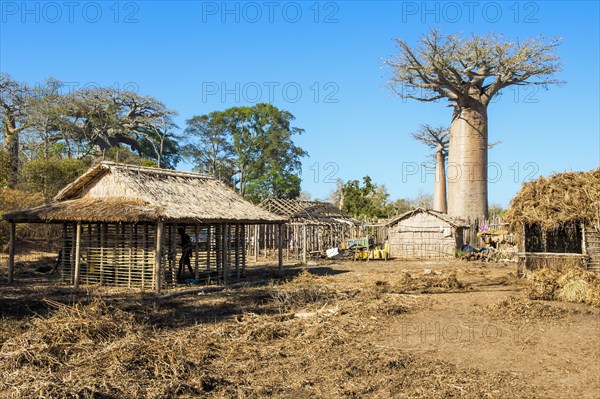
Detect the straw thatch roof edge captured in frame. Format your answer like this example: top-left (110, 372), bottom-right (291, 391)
top-left (4, 162), bottom-right (286, 224)
top-left (504, 167), bottom-right (600, 232)
top-left (386, 208), bottom-right (469, 228)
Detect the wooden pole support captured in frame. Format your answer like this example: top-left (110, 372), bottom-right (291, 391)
top-left (223, 223), bottom-right (229, 285)
top-left (73, 222), bottom-right (82, 290)
top-left (302, 224), bottom-right (307, 264)
top-left (278, 223), bottom-right (283, 271)
top-left (7, 221), bottom-right (16, 284)
top-left (154, 221), bottom-right (164, 295)
top-left (194, 224), bottom-right (200, 280)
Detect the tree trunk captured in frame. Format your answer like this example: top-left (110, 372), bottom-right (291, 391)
top-left (433, 145), bottom-right (447, 213)
top-left (447, 102), bottom-right (488, 219)
top-left (3, 120), bottom-right (19, 189)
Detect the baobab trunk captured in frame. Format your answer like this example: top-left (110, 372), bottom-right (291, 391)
top-left (3, 120), bottom-right (19, 189)
top-left (433, 145), bottom-right (447, 213)
top-left (447, 103), bottom-right (488, 219)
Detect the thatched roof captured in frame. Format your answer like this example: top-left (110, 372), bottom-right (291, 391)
top-left (4, 162), bottom-right (286, 224)
top-left (259, 198), bottom-right (358, 225)
top-left (504, 167), bottom-right (600, 232)
top-left (386, 208), bottom-right (469, 228)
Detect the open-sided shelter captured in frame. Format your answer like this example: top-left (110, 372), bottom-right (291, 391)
top-left (505, 168), bottom-right (600, 272)
top-left (386, 208), bottom-right (468, 259)
top-left (3, 162), bottom-right (286, 293)
top-left (257, 198), bottom-right (358, 262)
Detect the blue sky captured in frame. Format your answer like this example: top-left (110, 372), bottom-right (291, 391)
top-left (1, 0), bottom-right (599, 207)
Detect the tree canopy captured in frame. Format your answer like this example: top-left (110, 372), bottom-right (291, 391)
top-left (341, 176), bottom-right (395, 221)
top-left (185, 103), bottom-right (307, 203)
top-left (386, 30), bottom-right (562, 106)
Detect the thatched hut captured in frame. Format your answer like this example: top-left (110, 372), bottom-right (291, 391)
top-left (505, 167), bottom-right (600, 272)
top-left (257, 198), bottom-right (358, 262)
top-left (386, 208), bottom-right (468, 259)
top-left (3, 162), bottom-right (285, 293)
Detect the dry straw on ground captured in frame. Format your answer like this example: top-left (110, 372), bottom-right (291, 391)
top-left (526, 266), bottom-right (600, 307)
top-left (1, 269), bottom-right (543, 399)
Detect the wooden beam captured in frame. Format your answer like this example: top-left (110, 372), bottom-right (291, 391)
top-left (73, 222), bottom-right (82, 290)
top-left (278, 223), bottom-right (283, 271)
top-left (7, 221), bottom-right (15, 284)
top-left (154, 221), bottom-right (164, 295)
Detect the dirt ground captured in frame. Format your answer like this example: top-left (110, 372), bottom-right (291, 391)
top-left (1, 250), bottom-right (599, 398)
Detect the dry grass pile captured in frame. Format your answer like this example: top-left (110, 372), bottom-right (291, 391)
top-left (373, 271), bottom-right (464, 294)
top-left (527, 268), bottom-right (563, 300)
top-left (270, 269), bottom-right (338, 312)
top-left (526, 266), bottom-right (600, 307)
top-left (505, 167), bottom-right (600, 234)
top-left (1, 271), bottom-right (542, 399)
top-left (0, 300), bottom-right (219, 398)
top-left (482, 296), bottom-right (574, 321)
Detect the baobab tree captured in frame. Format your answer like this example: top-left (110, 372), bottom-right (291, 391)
top-left (0, 74), bottom-right (30, 188)
top-left (412, 124), bottom-right (449, 213)
top-left (412, 124), bottom-right (500, 214)
top-left (387, 30), bottom-right (562, 219)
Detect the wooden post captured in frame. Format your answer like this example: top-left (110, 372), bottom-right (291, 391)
top-left (241, 224), bottom-right (246, 275)
top-left (254, 224), bottom-right (259, 262)
top-left (278, 223), bottom-right (283, 271)
top-left (154, 221), bottom-right (164, 295)
top-left (194, 224), bottom-right (200, 280)
top-left (286, 224), bottom-right (290, 262)
top-left (7, 222), bottom-right (15, 284)
top-left (235, 224), bottom-right (241, 279)
top-left (73, 222), bottom-right (82, 290)
top-left (223, 223), bottom-right (229, 285)
top-left (142, 224), bottom-right (148, 290)
top-left (302, 224), bottom-right (307, 264)
top-left (207, 225), bottom-right (212, 271)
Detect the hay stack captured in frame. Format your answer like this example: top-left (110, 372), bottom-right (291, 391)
top-left (527, 268), bottom-right (562, 300)
top-left (527, 266), bottom-right (600, 307)
top-left (505, 167), bottom-right (600, 240)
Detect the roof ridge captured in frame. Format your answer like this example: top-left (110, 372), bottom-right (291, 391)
top-left (102, 162), bottom-right (215, 180)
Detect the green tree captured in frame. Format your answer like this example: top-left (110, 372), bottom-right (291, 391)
top-left (186, 103), bottom-right (306, 201)
top-left (21, 157), bottom-right (90, 200)
top-left (342, 176), bottom-right (394, 221)
top-left (57, 87), bottom-right (180, 165)
top-left (387, 30), bottom-right (561, 219)
top-left (184, 112), bottom-right (235, 181)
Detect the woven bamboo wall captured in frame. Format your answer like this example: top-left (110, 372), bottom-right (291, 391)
top-left (59, 222), bottom-right (247, 289)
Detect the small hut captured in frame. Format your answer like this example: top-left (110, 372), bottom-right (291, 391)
top-left (505, 168), bottom-right (600, 272)
top-left (386, 208), bottom-right (468, 259)
top-left (3, 162), bottom-right (285, 293)
top-left (257, 198), bottom-right (358, 262)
